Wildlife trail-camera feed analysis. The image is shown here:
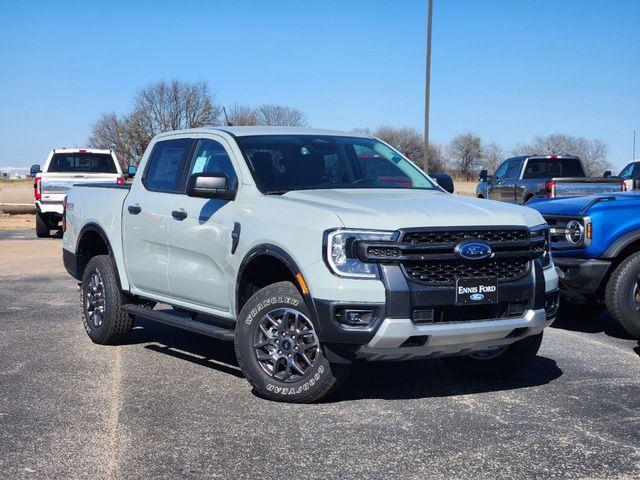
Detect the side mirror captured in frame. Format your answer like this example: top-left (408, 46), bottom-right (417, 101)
top-left (430, 172), bottom-right (454, 194)
top-left (603, 170), bottom-right (612, 178)
top-left (479, 169), bottom-right (488, 182)
top-left (30, 164), bottom-right (41, 177)
top-left (127, 165), bottom-right (137, 178)
top-left (186, 172), bottom-right (236, 200)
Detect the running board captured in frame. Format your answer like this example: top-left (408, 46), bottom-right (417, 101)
top-left (123, 305), bottom-right (235, 342)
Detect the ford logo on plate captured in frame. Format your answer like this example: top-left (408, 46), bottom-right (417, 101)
top-left (469, 293), bottom-right (485, 302)
top-left (456, 241), bottom-right (492, 260)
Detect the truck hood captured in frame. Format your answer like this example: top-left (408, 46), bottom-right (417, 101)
top-left (529, 191), bottom-right (640, 216)
top-left (282, 189), bottom-right (545, 229)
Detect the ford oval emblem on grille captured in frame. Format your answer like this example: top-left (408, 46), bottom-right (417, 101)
top-left (456, 241), bottom-right (492, 260)
top-left (469, 293), bottom-right (485, 301)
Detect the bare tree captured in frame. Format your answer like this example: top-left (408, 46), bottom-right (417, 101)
top-left (89, 80), bottom-right (222, 166)
top-left (374, 125), bottom-right (424, 164)
top-left (226, 103), bottom-right (259, 126)
top-left (424, 142), bottom-right (446, 172)
top-left (352, 125), bottom-right (446, 172)
top-left (514, 134), bottom-right (611, 176)
top-left (448, 133), bottom-right (482, 179)
top-left (481, 141), bottom-right (504, 174)
top-left (256, 104), bottom-right (308, 127)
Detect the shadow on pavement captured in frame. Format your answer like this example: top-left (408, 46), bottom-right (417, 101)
top-left (551, 311), bottom-right (636, 341)
top-left (127, 319), bottom-right (243, 378)
top-left (125, 318), bottom-right (562, 402)
top-left (327, 355), bottom-right (562, 402)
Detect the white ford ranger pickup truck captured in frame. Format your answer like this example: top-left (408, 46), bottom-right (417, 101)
top-left (32, 148), bottom-right (124, 237)
top-left (62, 127), bottom-right (559, 403)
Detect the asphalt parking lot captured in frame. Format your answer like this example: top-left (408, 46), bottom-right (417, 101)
top-left (1, 230), bottom-right (639, 479)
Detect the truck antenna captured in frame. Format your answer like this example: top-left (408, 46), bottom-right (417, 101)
top-left (223, 107), bottom-right (233, 127)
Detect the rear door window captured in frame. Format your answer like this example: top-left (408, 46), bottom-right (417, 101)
top-left (505, 159), bottom-right (523, 179)
top-left (47, 153), bottom-right (117, 173)
top-left (144, 139), bottom-right (193, 192)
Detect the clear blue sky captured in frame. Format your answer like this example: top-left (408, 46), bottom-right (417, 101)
top-left (1, 0), bottom-right (638, 170)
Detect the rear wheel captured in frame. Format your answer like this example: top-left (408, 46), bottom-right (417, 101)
top-left (235, 281), bottom-right (350, 403)
top-left (442, 332), bottom-right (543, 378)
top-left (35, 212), bottom-right (50, 238)
top-left (605, 252), bottom-right (640, 339)
top-left (81, 255), bottom-right (133, 344)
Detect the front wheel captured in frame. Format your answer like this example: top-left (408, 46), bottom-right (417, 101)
top-left (442, 332), bottom-right (543, 378)
top-left (605, 252), bottom-right (640, 339)
top-left (235, 281), bottom-right (350, 403)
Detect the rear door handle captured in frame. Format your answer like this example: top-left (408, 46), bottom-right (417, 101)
top-left (172, 209), bottom-right (187, 221)
top-left (128, 204), bottom-right (141, 215)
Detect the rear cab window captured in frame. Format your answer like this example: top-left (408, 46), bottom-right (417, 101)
top-left (522, 158), bottom-right (585, 179)
top-left (47, 152), bottom-right (118, 173)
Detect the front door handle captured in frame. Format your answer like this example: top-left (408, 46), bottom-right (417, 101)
top-left (128, 204), bottom-right (141, 215)
top-left (172, 209), bottom-right (187, 221)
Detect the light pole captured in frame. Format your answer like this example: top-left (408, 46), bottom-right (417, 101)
top-left (424, 0), bottom-right (433, 172)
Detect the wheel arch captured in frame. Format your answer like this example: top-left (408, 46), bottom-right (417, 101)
top-left (602, 230), bottom-right (640, 260)
top-left (236, 244), bottom-right (314, 317)
top-left (75, 223), bottom-right (125, 289)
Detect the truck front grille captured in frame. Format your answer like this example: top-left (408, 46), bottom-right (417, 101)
top-left (356, 227), bottom-right (540, 287)
top-left (403, 259), bottom-right (530, 285)
top-left (398, 228), bottom-right (533, 286)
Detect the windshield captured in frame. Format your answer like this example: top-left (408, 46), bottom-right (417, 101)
top-left (47, 153), bottom-right (118, 173)
top-left (236, 135), bottom-right (436, 193)
top-left (522, 158), bottom-right (585, 179)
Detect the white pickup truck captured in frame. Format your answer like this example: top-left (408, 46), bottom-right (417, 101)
top-left (31, 148), bottom-right (124, 237)
top-left (62, 127), bottom-right (559, 403)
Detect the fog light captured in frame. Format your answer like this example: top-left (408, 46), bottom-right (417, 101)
top-left (335, 308), bottom-right (376, 327)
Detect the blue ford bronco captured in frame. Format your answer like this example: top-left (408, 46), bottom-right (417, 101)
top-left (530, 192), bottom-right (640, 338)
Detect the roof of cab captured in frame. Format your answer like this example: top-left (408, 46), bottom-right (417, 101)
top-left (155, 126), bottom-right (373, 138)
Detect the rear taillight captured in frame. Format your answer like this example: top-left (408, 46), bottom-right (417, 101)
top-left (117, 176), bottom-right (124, 184)
top-left (34, 177), bottom-right (41, 200)
top-left (546, 180), bottom-right (556, 198)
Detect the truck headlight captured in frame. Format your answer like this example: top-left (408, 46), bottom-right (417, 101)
top-left (530, 225), bottom-right (552, 269)
top-left (546, 216), bottom-right (591, 250)
top-left (565, 219), bottom-right (584, 245)
top-left (324, 229), bottom-right (397, 278)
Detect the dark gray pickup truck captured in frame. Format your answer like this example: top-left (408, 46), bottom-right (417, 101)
top-left (476, 155), bottom-right (623, 204)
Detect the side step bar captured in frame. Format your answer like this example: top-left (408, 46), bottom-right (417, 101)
top-left (123, 305), bottom-right (235, 342)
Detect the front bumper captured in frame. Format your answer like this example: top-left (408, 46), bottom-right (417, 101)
top-left (357, 308), bottom-right (550, 361)
top-left (311, 260), bottom-right (558, 361)
top-left (553, 256), bottom-right (611, 300)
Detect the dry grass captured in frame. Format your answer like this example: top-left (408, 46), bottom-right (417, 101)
top-left (454, 180), bottom-right (477, 197)
top-left (0, 213), bottom-right (34, 230)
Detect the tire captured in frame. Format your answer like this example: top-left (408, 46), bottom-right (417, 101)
top-left (35, 212), bottom-right (50, 238)
top-left (80, 255), bottom-right (133, 345)
top-left (605, 252), bottom-right (640, 339)
top-left (442, 332), bottom-right (543, 378)
top-left (235, 281), bottom-right (350, 403)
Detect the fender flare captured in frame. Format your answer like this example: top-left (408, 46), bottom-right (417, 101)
top-left (602, 229), bottom-right (640, 259)
top-left (235, 244), bottom-right (313, 315)
top-left (75, 223), bottom-right (126, 289)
